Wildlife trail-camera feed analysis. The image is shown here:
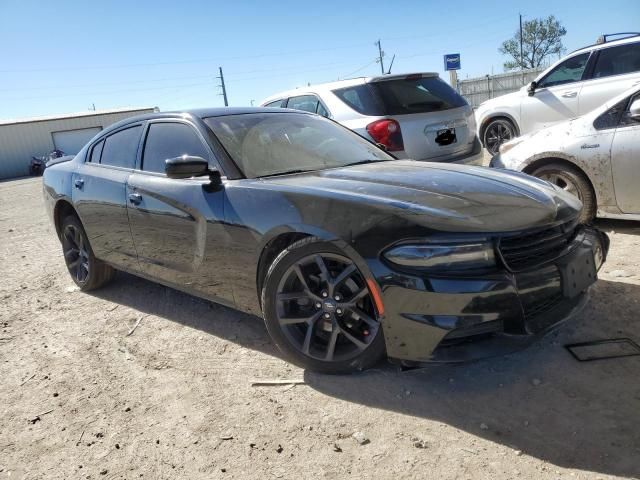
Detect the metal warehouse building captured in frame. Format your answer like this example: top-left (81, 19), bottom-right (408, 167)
top-left (0, 106), bottom-right (157, 179)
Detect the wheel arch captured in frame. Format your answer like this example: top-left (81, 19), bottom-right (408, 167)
top-left (53, 199), bottom-right (80, 241)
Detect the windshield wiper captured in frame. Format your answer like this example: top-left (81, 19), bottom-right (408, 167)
top-left (258, 169), bottom-right (314, 178)
top-left (343, 159), bottom-right (384, 167)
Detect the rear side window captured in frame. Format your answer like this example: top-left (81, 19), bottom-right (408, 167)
top-left (284, 95), bottom-right (329, 117)
top-left (142, 122), bottom-right (209, 173)
top-left (100, 126), bottom-right (142, 169)
top-left (593, 43), bottom-right (640, 79)
top-left (264, 100), bottom-right (284, 108)
top-left (334, 77), bottom-right (466, 116)
top-left (333, 84), bottom-right (384, 115)
top-left (89, 139), bottom-right (104, 163)
top-left (539, 53), bottom-right (590, 88)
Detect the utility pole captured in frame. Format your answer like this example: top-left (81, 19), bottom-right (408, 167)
top-left (519, 14), bottom-right (524, 69)
top-left (386, 54), bottom-right (396, 75)
top-left (217, 66), bottom-right (228, 107)
top-left (375, 39), bottom-right (385, 75)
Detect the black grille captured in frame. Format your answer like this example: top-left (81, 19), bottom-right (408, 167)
top-left (498, 218), bottom-right (580, 271)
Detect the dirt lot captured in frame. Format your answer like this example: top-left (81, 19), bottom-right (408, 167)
top-left (1, 176), bottom-right (639, 480)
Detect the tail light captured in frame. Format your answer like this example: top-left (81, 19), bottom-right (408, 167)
top-left (366, 119), bottom-right (404, 152)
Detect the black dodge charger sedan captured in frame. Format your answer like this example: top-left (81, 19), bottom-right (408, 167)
top-left (43, 108), bottom-right (609, 373)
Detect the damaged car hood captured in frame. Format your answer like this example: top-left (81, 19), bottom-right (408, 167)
top-left (262, 160), bottom-right (581, 232)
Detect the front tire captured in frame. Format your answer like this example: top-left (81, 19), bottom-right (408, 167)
top-left (261, 237), bottom-right (385, 374)
top-left (61, 215), bottom-right (115, 291)
top-left (530, 164), bottom-right (596, 224)
top-left (483, 118), bottom-right (517, 155)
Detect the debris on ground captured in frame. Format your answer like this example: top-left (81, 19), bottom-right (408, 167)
top-left (608, 269), bottom-right (631, 278)
top-left (126, 314), bottom-right (147, 336)
top-left (332, 443), bottom-right (342, 452)
top-left (480, 423), bottom-right (489, 430)
top-left (220, 434), bottom-right (234, 440)
top-left (351, 431), bottom-right (370, 445)
top-left (412, 438), bottom-right (428, 449)
top-left (250, 379), bottom-right (305, 387)
top-left (532, 378), bottom-right (542, 386)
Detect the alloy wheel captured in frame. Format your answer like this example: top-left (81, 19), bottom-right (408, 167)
top-left (62, 224), bottom-right (90, 284)
top-left (538, 171), bottom-right (582, 200)
top-left (485, 120), bottom-right (515, 155)
top-left (275, 253), bottom-right (379, 362)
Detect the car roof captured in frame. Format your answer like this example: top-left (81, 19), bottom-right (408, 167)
top-left (260, 72), bottom-right (439, 105)
top-left (571, 32), bottom-right (640, 55)
top-left (98, 107), bottom-right (309, 137)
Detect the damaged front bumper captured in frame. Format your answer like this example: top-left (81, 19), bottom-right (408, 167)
top-left (374, 226), bottom-right (609, 364)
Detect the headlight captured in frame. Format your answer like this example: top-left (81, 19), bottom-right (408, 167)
top-left (384, 242), bottom-right (496, 270)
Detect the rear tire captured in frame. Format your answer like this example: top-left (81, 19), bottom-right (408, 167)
top-left (483, 118), bottom-right (517, 155)
top-left (530, 163), bottom-right (596, 224)
top-left (61, 215), bottom-right (115, 291)
top-left (261, 237), bottom-right (385, 374)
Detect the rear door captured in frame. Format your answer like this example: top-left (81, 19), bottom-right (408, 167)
top-left (126, 119), bottom-right (233, 304)
top-left (610, 92), bottom-right (640, 214)
top-left (72, 124), bottom-right (142, 271)
top-left (578, 42), bottom-right (640, 115)
top-left (519, 52), bottom-right (590, 133)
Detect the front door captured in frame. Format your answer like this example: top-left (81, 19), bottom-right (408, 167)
top-left (610, 93), bottom-right (640, 214)
top-left (72, 124), bottom-right (143, 271)
top-left (126, 120), bottom-right (234, 304)
top-left (520, 52), bottom-right (590, 134)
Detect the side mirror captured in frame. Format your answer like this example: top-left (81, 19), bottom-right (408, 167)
top-left (527, 81), bottom-right (537, 97)
top-left (628, 98), bottom-right (640, 120)
top-left (165, 155), bottom-right (220, 183)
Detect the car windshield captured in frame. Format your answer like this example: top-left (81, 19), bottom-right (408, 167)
top-left (204, 113), bottom-right (392, 178)
top-left (333, 76), bottom-right (467, 116)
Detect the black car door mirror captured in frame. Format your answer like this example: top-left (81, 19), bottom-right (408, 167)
top-left (527, 81), bottom-right (538, 96)
top-left (165, 155), bottom-right (220, 183)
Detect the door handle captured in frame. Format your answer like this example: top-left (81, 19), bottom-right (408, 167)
top-left (128, 193), bottom-right (142, 205)
top-left (561, 91), bottom-right (577, 98)
top-left (74, 178), bottom-right (84, 189)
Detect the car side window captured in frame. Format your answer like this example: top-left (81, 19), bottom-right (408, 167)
top-left (592, 43), bottom-right (640, 79)
top-left (89, 139), bottom-right (104, 163)
top-left (316, 102), bottom-right (329, 117)
top-left (264, 100), bottom-right (284, 108)
top-left (100, 126), bottom-right (142, 169)
top-left (538, 53), bottom-right (590, 89)
top-left (593, 98), bottom-right (628, 130)
top-left (619, 93), bottom-right (640, 128)
top-left (142, 122), bottom-right (209, 174)
top-left (287, 95), bottom-right (321, 114)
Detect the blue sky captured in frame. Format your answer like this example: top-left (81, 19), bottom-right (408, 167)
top-left (0, 0), bottom-right (638, 119)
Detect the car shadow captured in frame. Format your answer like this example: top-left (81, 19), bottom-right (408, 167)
top-left (91, 273), bottom-right (640, 477)
top-left (594, 217), bottom-right (640, 236)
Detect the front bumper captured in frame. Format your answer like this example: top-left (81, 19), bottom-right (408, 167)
top-left (374, 226), bottom-right (609, 364)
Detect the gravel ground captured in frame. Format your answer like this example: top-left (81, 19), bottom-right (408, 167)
top-left (1, 176), bottom-right (639, 480)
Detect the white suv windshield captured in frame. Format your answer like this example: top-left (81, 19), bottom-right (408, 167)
top-left (204, 113), bottom-right (392, 178)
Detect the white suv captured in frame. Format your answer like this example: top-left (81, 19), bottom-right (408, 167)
top-left (261, 73), bottom-right (483, 165)
top-left (476, 33), bottom-right (640, 154)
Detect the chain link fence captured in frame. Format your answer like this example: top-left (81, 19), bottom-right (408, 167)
top-left (458, 68), bottom-right (546, 108)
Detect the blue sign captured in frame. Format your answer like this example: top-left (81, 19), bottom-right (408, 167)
top-left (444, 53), bottom-right (461, 71)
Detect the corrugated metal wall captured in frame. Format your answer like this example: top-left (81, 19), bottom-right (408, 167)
top-left (0, 109), bottom-right (155, 179)
top-left (458, 68), bottom-right (545, 108)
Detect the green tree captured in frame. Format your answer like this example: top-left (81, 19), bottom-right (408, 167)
top-left (500, 15), bottom-right (567, 70)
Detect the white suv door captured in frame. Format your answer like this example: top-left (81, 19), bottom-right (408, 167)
top-left (519, 52), bottom-right (591, 133)
top-left (610, 92), bottom-right (640, 214)
top-left (578, 42), bottom-right (640, 116)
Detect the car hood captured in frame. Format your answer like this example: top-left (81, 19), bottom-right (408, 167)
top-left (263, 160), bottom-right (581, 232)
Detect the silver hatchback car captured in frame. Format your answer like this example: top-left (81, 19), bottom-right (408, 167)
top-left (261, 73), bottom-right (483, 165)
